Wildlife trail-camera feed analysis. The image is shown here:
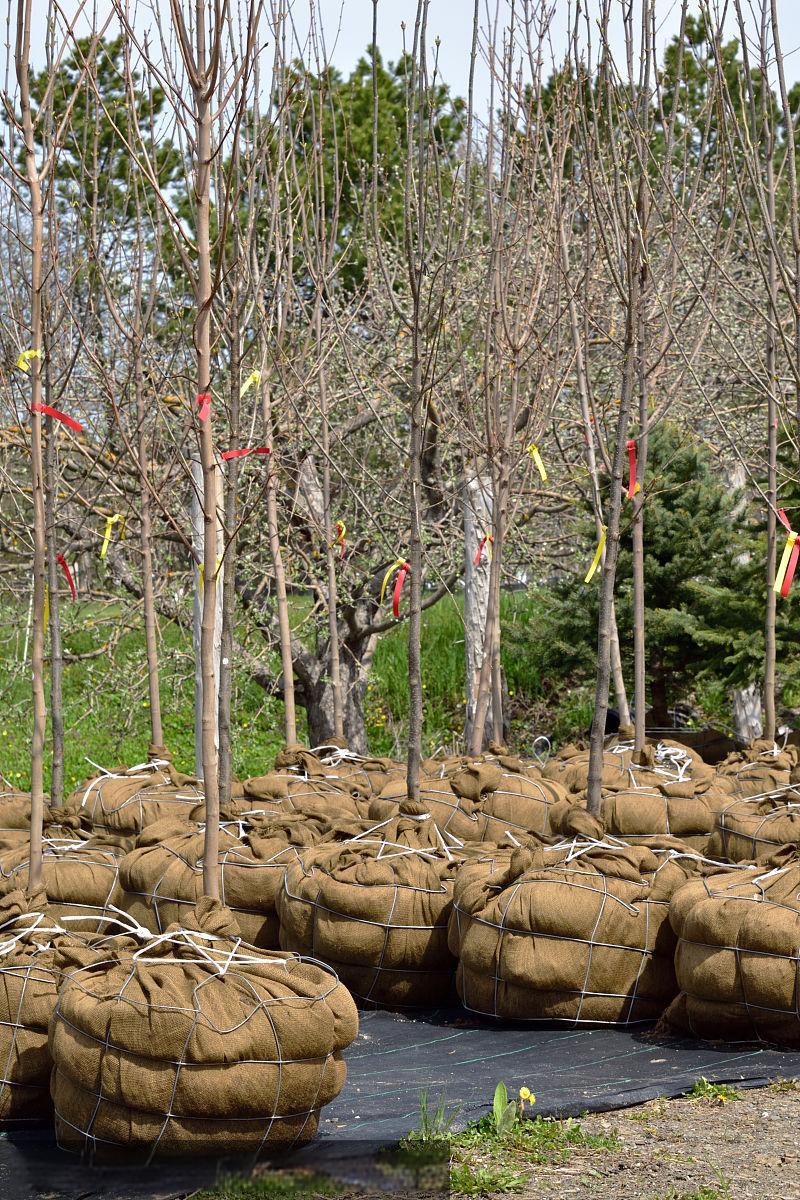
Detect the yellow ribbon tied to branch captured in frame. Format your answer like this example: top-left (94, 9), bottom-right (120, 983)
top-left (774, 530), bottom-right (798, 595)
top-left (197, 555), bottom-right (223, 593)
top-left (17, 349), bottom-right (42, 372)
top-left (527, 443), bottom-right (547, 482)
top-left (380, 558), bottom-right (407, 605)
top-left (240, 369), bottom-right (262, 398)
top-left (100, 513), bottom-right (125, 560)
top-left (584, 526), bottom-right (607, 583)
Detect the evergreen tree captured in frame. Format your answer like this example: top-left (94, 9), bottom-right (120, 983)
top-left (540, 421), bottom-right (797, 725)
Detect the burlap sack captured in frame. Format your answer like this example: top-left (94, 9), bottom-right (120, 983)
top-left (449, 838), bottom-right (711, 1024)
top-left (120, 809), bottom-right (366, 947)
top-left (706, 792), bottom-right (800, 862)
top-left (49, 899), bottom-right (358, 1160)
top-left (542, 739), bottom-right (711, 796)
top-left (71, 761), bottom-right (204, 836)
top-left (664, 845), bottom-right (800, 1045)
top-left (277, 810), bottom-right (466, 1007)
top-left (369, 776), bottom-right (484, 841)
top-left (587, 782), bottom-right (729, 852)
top-left (0, 889), bottom-right (63, 1124)
top-left (713, 744), bottom-right (799, 798)
top-left (447, 762), bottom-right (569, 844)
top-left (0, 798), bottom-right (86, 854)
top-left (202, 774), bottom-right (369, 822)
top-left (0, 836), bottom-right (131, 932)
top-left (273, 744), bottom-right (403, 799)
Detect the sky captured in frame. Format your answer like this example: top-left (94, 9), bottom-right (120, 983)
top-left (8, 1), bottom-right (800, 110)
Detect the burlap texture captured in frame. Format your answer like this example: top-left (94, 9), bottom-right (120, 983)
top-left (119, 809), bottom-right (366, 947)
top-left (448, 762), bottom-right (569, 844)
top-left (273, 744), bottom-right (403, 799)
top-left (664, 846), bottom-right (800, 1045)
top-left (713, 744), bottom-right (799, 798)
top-left (49, 899), bottom-right (358, 1160)
top-left (706, 793), bottom-right (800, 862)
top-left (0, 836), bottom-right (131, 931)
top-left (71, 762), bottom-right (203, 836)
top-left (449, 839), bottom-right (709, 1024)
top-left (277, 813), bottom-right (465, 1008)
top-left (0, 798), bottom-right (86, 854)
top-left (369, 776), bottom-right (483, 841)
top-left (0, 889), bottom-right (63, 1124)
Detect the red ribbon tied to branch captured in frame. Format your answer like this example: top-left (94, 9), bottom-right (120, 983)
top-left (196, 393), bottom-right (212, 422)
top-left (220, 446), bottom-right (271, 461)
top-left (626, 439), bottom-right (639, 499)
top-left (30, 402), bottom-right (83, 434)
top-left (56, 554), bottom-right (76, 601)
top-left (392, 562), bottom-right (410, 618)
top-left (473, 533), bottom-right (493, 565)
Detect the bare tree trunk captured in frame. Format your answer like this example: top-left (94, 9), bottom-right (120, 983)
top-left (587, 296), bottom-right (637, 814)
top-left (262, 379), bottom-right (297, 744)
top-left (407, 339), bottom-right (424, 801)
top-left (43, 326), bottom-right (64, 806)
top-left (218, 310), bottom-right (241, 806)
top-left (16, 2), bottom-right (46, 888)
top-left (558, 220), bottom-right (631, 729)
top-left (763, 119), bottom-right (778, 743)
top-left (463, 472), bottom-right (494, 748)
top-left (317, 297), bottom-right (344, 740)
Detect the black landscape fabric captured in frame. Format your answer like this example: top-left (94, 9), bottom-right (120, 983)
top-left (7, 1009), bottom-right (800, 1199)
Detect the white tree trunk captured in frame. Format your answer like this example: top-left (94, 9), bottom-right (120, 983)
top-left (733, 681), bottom-right (763, 744)
top-left (463, 473), bottom-right (496, 749)
top-left (191, 456), bottom-right (223, 776)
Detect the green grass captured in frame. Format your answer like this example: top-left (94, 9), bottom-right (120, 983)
top-left (686, 1078), bottom-right (741, 1104)
top-left (450, 1162), bottom-right (527, 1196)
top-left (453, 1111), bottom-right (620, 1164)
top-left (192, 1171), bottom-right (338, 1200)
top-left (653, 1183), bottom-right (731, 1200)
top-left (366, 590), bottom-right (547, 758)
top-left (0, 599), bottom-right (289, 790)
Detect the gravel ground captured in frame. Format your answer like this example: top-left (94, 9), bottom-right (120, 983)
top-left (321, 1083), bottom-right (800, 1200)
top-left (473, 1084), bottom-right (800, 1200)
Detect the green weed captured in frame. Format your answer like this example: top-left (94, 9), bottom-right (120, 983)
top-left (450, 1162), bottom-right (527, 1196)
top-left (192, 1170), bottom-right (338, 1200)
top-left (687, 1078), bottom-right (741, 1104)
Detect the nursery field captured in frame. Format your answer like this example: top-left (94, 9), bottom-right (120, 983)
top-left (3, 0), bottom-right (800, 1197)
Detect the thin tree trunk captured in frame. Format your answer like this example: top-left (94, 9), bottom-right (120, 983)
top-left (43, 327), bottom-right (64, 806)
top-left (587, 290), bottom-right (638, 814)
top-left (317, 296), bottom-right (344, 739)
top-left (559, 220), bottom-right (631, 729)
top-left (407, 338), bottom-right (424, 802)
top-left (763, 124), bottom-right (778, 743)
top-left (218, 310), bottom-right (241, 807)
top-left (463, 472), bottom-right (494, 748)
top-left (17, 2), bottom-right (46, 888)
top-left (193, 11), bottom-right (220, 901)
top-left (262, 378), bottom-right (297, 745)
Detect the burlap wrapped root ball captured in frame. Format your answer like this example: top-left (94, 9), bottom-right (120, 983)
top-left (664, 846), bottom-right (800, 1046)
top-left (449, 839), bottom-right (712, 1024)
top-left (278, 806), bottom-right (467, 1007)
top-left (120, 808), bottom-right (366, 946)
top-left (541, 739), bottom-right (712, 797)
top-left (442, 760), bottom-right (569, 844)
top-left (707, 790), bottom-right (800, 862)
top-left (713, 743), bottom-right (799, 798)
top-left (0, 889), bottom-right (65, 1124)
top-left (0, 835), bottom-right (131, 932)
top-left (0, 797), bottom-right (87, 854)
top-left (274, 743), bottom-right (404, 800)
top-left (70, 761), bottom-right (203, 836)
top-left (207, 771), bottom-right (370, 822)
top-left (49, 900), bottom-right (358, 1160)
top-left (552, 778), bottom-right (731, 854)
